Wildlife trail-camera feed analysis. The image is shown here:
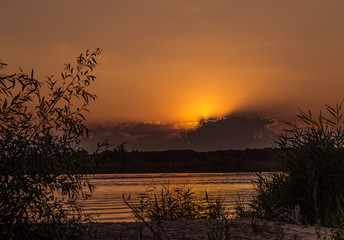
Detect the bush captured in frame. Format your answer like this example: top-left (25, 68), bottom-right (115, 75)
top-left (0, 49), bottom-right (101, 239)
top-left (250, 102), bottom-right (344, 227)
top-left (124, 184), bottom-right (228, 224)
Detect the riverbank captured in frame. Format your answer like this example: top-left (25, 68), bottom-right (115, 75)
top-left (87, 217), bottom-right (330, 240)
top-left (91, 148), bottom-right (277, 174)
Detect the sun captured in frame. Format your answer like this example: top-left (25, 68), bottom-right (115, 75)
top-left (195, 102), bottom-right (212, 119)
top-left (180, 99), bottom-right (220, 123)
top-left (173, 86), bottom-right (237, 124)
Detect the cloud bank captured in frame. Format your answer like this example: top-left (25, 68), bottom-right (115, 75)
top-left (85, 115), bottom-right (278, 152)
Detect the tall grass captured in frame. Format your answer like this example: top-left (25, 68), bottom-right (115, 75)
top-left (124, 184), bottom-right (228, 224)
top-left (123, 184), bottom-right (229, 240)
top-left (250, 102), bottom-right (344, 227)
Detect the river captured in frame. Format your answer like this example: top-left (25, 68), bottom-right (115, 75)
top-left (80, 172), bottom-right (259, 222)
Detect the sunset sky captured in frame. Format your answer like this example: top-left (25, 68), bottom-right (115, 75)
top-left (1, 0), bottom-right (344, 151)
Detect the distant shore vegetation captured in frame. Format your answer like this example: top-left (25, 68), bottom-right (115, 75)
top-left (90, 147), bottom-right (278, 174)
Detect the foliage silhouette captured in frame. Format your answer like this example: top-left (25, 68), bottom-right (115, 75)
top-left (250, 102), bottom-right (344, 227)
top-left (0, 49), bottom-right (101, 239)
top-left (93, 148), bottom-right (276, 173)
top-left (123, 184), bottom-right (229, 240)
top-left (123, 184), bottom-right (228, 223)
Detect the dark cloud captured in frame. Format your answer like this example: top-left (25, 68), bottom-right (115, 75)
top-left (84, 122), bottom-right (188, 152)
top-left (84, 115), bottom-right (278, 152)
top-left (181, 116), bottom-right (276, 151)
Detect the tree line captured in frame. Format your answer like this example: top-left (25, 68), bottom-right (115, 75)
top-left (91, 148), bottom-right (278, 173)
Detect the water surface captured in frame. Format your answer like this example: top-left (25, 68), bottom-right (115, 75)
top-left (81, 172), bottom-right (259, 222)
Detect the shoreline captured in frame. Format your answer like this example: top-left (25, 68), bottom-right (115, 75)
top-left (86, 217), bottom-right (331, 240)
top-left (89, 170), bottom-right (276, 174)
top-left (90, 148), bottom-right (277, 174)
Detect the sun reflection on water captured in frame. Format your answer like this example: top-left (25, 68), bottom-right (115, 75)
top-left (80, 172), bottom-right (259, 222)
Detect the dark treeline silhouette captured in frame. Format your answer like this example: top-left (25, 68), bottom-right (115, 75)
top-left (91, 148), bottom-right (278, 173)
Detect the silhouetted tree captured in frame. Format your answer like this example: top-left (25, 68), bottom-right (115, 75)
top-left (0, 49), bottom-right (101, 239)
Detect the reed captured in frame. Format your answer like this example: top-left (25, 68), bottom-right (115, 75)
top-left (122, 184), bottom-right (230, 240)
top-left (249, 102), bottom-right (344, 228)
top-left (124, 184), bottom-right (228, 223)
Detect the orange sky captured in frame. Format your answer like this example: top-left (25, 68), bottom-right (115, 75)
top-left (2, 1), bottom-right (344, 149)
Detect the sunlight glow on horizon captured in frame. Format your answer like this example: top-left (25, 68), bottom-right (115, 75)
top-left (175, 90), bottom-right (240, 123)
top-left (2, 0), bottom-right (344, 126)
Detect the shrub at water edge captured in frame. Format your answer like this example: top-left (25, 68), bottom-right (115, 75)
top-left (0, 49), bottom-right (101, 239)
top-left (250, 102), bottom-right (344, 227)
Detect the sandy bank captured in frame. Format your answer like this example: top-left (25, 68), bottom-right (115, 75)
top-left (86, 217), bottom-right (331, 240)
